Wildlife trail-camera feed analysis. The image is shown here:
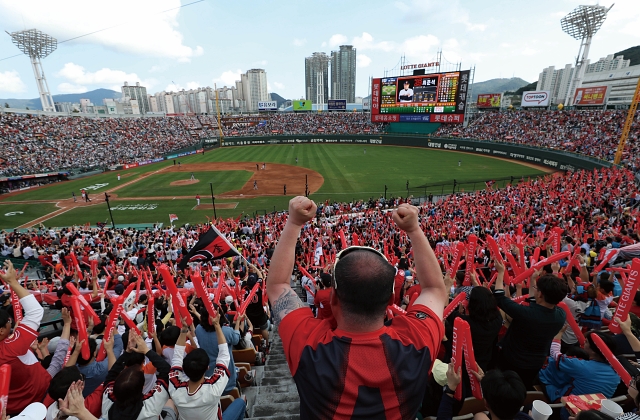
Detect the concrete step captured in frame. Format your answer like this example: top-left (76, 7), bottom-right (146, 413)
top-left (260, 376), bottom-right (295, 387)
top-left (251, 401), bottom-right (300, 418)
top-left (254, 392), bottom-right (300, 405)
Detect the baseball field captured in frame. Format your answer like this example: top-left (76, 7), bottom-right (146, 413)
top-left (0, 143), bottom-right (551, 229)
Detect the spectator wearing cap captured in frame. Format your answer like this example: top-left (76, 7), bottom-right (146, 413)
top-left (493, 260), bottom-right (567, 390)
top-left (194, 306), bottom-right (241, 395)
top-left (267, 197), bottom-right (447, 418)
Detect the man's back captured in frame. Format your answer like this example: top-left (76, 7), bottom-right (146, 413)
top-left (279, 305), bottom-right (443, 419)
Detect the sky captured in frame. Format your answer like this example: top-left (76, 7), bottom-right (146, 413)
top-left (0, 0), bottom-right (638, 101)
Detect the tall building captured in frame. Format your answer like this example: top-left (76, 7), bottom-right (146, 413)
top-left (121, 82), bottom-right (149, 114)
top-left (244, 69), bottom-right (269, 112)
top-left (331, 45), bottom-right (356, 103)
top-left (305, 52), bottom-right (330, 104)
top-left (536, 54), bottom-right (631, 105)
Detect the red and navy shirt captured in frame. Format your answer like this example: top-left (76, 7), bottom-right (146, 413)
top-left (280, 304), bottom-right (444, 419)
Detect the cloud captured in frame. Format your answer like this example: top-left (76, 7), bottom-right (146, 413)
top-left (352, 32), bottom-right (395, 52)
top-left (401, 35), bottom-right (440, 61)
top-left (0, 70), bottom-right (27, 94)
top-left (293, 38), bottom-right (307, 47)
top-left (57, 82), bottom-right (88, 94)
top-left (253, 60), bottom-right (268, 66)
top-left (213, 69), bottom-right (243, 87)
top-left (273, 82), bottom-right (285, 90)
top-left (162, 81), bottom-right (201, 92)
top-left (56, 63), bottom-right (151, 90)
top-left (357, 54), bottom-right (372, 68)
top-left (0, 0), bottom-right (204, 61)
top-left (395, 0), bottom-right (486, 31)
top-left (329, 34), bottom-right (348, 47)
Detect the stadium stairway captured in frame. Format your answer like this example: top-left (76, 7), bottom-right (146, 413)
top-left (244, 282), bottom-right (303, 420)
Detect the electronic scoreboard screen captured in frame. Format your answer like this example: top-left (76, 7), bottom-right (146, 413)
top-left (371, 70), bottom-right (470, 123)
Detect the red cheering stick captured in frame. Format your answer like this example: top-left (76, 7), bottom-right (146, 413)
top-left (134, 275), bottom-right (142, 301)
top-left (10, 290), bottom-right (22, 323)
top-left (0, 364), bottom-right (11, 416)
top-left (70, 296), bottom-right (90, 360)
top-left (510, 251), bottom-right (571, 285)
top-left (444, 292), bottom-right (467, 318)
top-left (451, 317), bottom-right (464, 400)
top-left (512, 294), bottom-right (530, 304)
top-left (557, 301), bottom-right (586, 347)
top-left (447, 242), bottom-right (466, 279)
top-left (122, 311), bottom-right (141, 335)
top-left (339, 229), bottom-right (348, 249)
top-left (594, 250), bottom-right (618, 273)
top-left (506, 252), bottom-right (524, 276)
top-left (192, 273), bottom-right (217, 320)
top-left (70, 253), bottom-right (83, 280)
top-left (158, 265), bottom-right (193, 326)
top-left (303, 284), bottom-right (316, 298)
top-left (591, 333), bottom-right (632, 386)
top-left (389, 304), bottom-right (406, 316)
top-left (90, 260), bottom-right (98, 278)
top-left (486, 236), bottom-right (510, 283)
top-left (96, 297), bottom-right (123, 362)
top-left (214, 269), bottom-right (226, 305)
top-left (64, 283), bottom-right (101, 325)
top-left (609, 258), bottom-right (640, 334)
top-left (517, 241), bottom-right (526, 270)
top-left (147, 295), bottom-right (155, 336)
top-left (458, 318), bottom-right (483, 399)
top-left (517, 224), bottom-right (523, 238)
top-left (297, 264), bottom-right (315, 284)
top-left (463, 235), bottom-right (478, 287)
top-left (239, 282), bottom-right (261, 314)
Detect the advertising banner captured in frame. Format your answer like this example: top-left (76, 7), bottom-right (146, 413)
top-left (258, 101), bottom-right (278, 111)
top-left (328, 99), bottom-right (347, 110)
top-left (521, 91), bottom-right (550, 107)
top-left (292, 100), bottom-right (312, 111)
top-left (573, 86), bottom-right (608, 106)
top-left (477, 93), bottom-right (502, 108)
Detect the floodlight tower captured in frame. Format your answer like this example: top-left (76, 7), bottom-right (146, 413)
top-left (561, 4), bottom-right (613, 107)
top-left (7, 29), bottom-right (57, 112)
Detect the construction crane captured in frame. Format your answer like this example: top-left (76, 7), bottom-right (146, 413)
top-left (614, 76), bottom-right (640, 165)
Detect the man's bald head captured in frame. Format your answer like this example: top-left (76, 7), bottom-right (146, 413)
top-left (334, 249), bottom-right (396, 317)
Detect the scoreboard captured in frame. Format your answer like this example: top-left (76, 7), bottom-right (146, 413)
top-left (371, 70), bottom-right (470, 123)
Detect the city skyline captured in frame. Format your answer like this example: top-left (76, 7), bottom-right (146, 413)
top-left (0, 0), bottom-right (639, 101)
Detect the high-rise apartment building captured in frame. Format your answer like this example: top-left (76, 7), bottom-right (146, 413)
top-left (244, 69), bottom-right (269, 112)
top-left (305, 52), bottom-right (330, 104)
top-left (331, 45), bottom-right (356, 103)
top-left (537, 54), bottom-right (631, 105)
top-left (121, 82), bottom-right (150, 114)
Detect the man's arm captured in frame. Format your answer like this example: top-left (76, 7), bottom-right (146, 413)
top-left (1, 260), bottom-right (44, 331)
top-left (266, 197), bottom-right (316, 325)
top-left (393, 204), bottom-right (448, 319)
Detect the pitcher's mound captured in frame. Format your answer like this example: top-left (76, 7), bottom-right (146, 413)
top-left (170, 179), bottom-right (199, 186)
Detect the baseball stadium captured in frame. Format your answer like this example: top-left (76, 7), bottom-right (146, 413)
top-left (1, 2), bottom-right (640, 420)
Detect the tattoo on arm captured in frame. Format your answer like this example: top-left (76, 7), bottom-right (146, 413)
top-left (272, 288), bottom-right (304, 325)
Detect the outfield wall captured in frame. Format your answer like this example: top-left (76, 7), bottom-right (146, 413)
top-left (221, 135), bottom-right (612, 171)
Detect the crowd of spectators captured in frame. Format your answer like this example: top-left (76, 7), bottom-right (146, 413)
top-left (0, 114), bottom-right (198, 177)
top-left (436, 110), bottom-right (640, 172)
top-left (1, 166), bottom-right (640, 418)
top-left (2, 110), bottom-right (640, 179)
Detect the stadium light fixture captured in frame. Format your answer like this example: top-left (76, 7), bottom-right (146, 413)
top-left (6, 29), bottom-right (57, 112)
top-left (560, 4), bottom-right (613, 107)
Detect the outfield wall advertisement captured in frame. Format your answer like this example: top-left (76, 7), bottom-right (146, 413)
top-left (521, 91), bottom-right (550, 107)
top-left (292, 100), bottom-right (312, 111)
top-left (221, 135), bottom-right (610, 171)
top-left (573, 86), bottom-right (608, 106)
top-left (476, 94), bottom-right (502, 108)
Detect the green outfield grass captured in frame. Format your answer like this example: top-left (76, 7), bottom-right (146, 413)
top-left (114, 170), bottom-right (252, 198)
top-left (0, 144), bottom-right (547, 228)
top-left (0, 203), bottom-right (59, 230)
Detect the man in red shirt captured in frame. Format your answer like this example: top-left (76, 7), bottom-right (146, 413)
top-left (0, 261), bottom-right (49, 415)
top-left (267, 197), bottom-right (448, 419)
top-left (314, 273), bottom-right (333, 320)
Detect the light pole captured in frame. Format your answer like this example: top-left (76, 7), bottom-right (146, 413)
top-left (104, 193), bottom-right (115, 229)
top-left (209, 183), bottom-right (217, 219)
top-left (561, 4), bottom-right (612, 106)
